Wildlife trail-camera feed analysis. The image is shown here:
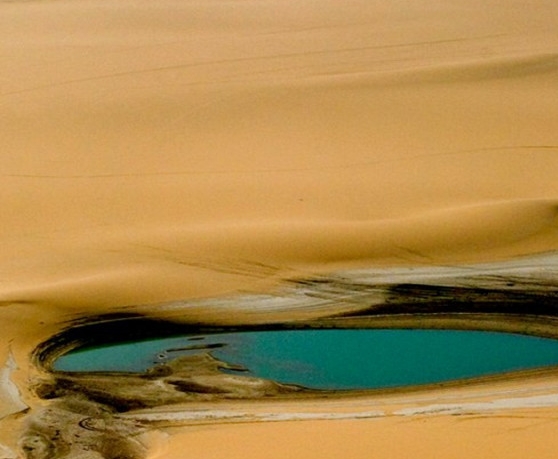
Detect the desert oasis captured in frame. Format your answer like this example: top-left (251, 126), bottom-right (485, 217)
top-left (2, 0), bottom-right (558, 458)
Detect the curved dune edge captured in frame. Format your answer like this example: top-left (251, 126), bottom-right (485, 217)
top-left (2, 198), bottom-right (558, 312)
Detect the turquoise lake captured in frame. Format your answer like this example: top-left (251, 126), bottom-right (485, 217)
top-left (53, 329), bottom-right (558, 390)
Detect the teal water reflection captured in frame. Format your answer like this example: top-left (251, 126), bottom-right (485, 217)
top-left (54, 329), bottom-right (558, 390)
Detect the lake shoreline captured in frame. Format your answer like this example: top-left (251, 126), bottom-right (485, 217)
top-left (1, 252), bottom-right (558, 459)
top-left (14, 255), bottom-right (558, 459)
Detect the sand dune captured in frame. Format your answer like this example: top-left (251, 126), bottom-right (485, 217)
top-left (1, 198), bottom-right (558, 314)
top-left (2, 0), bottom-right (558, 457)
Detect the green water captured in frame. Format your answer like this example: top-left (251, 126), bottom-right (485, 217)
top-left (53, 329), bottom-right (558, 390)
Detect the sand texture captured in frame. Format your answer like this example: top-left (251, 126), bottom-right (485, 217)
top-left (2, 0), bottom-right (558, 457)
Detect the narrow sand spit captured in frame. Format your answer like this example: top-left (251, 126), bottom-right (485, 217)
top-left (2, 0), bottom-right (558, 457)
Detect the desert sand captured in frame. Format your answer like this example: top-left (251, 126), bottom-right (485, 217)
top-left (2, 0), bottom-right (558, 457)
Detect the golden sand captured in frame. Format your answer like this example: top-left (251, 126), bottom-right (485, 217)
top-left (2, 0), bottom-right (558, 457)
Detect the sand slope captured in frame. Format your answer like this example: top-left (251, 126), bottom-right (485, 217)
top-left (2, 0), bottom-right (558, 307)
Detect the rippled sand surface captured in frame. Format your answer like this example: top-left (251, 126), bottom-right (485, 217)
top-left (2, 0), bottom-right (558, 457)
